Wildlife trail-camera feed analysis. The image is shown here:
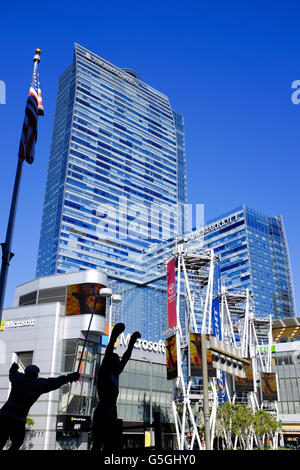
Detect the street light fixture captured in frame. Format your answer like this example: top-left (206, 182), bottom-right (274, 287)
top-left (100, 288), bottom-right (122, 340)
top-left (143, 356), bottom-right (154, 447)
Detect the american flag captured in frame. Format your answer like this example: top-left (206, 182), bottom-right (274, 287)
top-left (18, 65), bottom-right (44, 164)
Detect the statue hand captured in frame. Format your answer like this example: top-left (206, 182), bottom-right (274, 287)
top-left (130, 331), bottom-right (141, 344)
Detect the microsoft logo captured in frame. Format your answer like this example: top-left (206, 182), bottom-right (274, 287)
top-left (0, 318), bottom-right (36, 331)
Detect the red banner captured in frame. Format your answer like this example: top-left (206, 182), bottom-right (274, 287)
top-left (167, 258), bottom-right (177, 329)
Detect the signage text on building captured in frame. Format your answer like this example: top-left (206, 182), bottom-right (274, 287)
top-left (1, 318), bottom-right (36, 330)
top-left (85, 52), bottom-right (139, 87)
top-left (183, 213), bottom-right (239, 242)
top-left (119, 333), bottom-right (166, 354)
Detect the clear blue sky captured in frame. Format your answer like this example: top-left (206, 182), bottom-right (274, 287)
top-left (0, 0), bottom-right (299, 312)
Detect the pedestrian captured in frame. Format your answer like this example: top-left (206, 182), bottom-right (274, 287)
top-left (91, 323), bottom-right (141, 451)
top-left (0, 362), bottom-right (80, 451)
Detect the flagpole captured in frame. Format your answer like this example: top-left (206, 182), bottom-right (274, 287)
top-left (0, 49), bottom-right (41, 324)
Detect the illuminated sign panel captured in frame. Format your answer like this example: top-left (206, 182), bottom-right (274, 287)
top-left (190, 333), bottom-right (216, 378)
top-left (234, 364), bottom-right (254, 392)
top-left (66, 283), bottom-right (106, 316)
top-left (165, 334), bottom-right (178, 380)
top-left (261, 372), bottom-right (278, 401)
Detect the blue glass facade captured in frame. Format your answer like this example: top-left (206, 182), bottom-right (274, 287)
top-left (36, 44), bottom-right (187, 340)
top-left (37, 64), bottom-right (75, 276)
top-left (202, 205), bottom-right (296, 319)
top-left (36, 44), bottom-right (295, 341)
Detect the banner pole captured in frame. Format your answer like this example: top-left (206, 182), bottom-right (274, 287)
top-left (201, 333), bottom-right (211, 450)
top-left (0, 159), bottom-right (23, 322)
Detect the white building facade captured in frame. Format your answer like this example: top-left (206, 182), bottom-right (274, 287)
top-left (0, 269), bottom-right (173, 450)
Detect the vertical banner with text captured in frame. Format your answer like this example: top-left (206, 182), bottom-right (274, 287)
top-left (167, 258), bottom-right (177, 329)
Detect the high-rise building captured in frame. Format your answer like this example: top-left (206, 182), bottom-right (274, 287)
top-left (134, 203), bottom-right (296, 331)
top-left (35, 44), bottom-right (296, 341)
top-left (35, 44), bottom-right (187, 340)
top-left (187, 205), bottom-right (296, 319)
top-left (36, 43), bottom-right (187, 281)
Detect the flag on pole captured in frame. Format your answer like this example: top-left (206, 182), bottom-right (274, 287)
top-left (18, 64), bottom-right (44, 164)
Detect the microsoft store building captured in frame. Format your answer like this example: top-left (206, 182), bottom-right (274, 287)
top-left (0, 269), bottom-right (174, 450)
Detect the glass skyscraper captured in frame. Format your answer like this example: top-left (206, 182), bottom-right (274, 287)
top-left (36, 44), bottom-right (187, 340)
top-left (37, 43), bottom-right (187, 280)
top-left (36, 44), bottom-right (296, 341)
top-left (198, 205), bottom-right (296, 319)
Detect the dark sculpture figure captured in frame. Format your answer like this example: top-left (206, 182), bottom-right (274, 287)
top-left (91, 323), bottom-right (141, 451)
top-left (0, 362), bottom-right (79, 451)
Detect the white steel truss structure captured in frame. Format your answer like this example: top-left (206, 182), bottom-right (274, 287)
top-left (162, 242), bottom-right (219, 450)
top-left (228, 288), bottom-right (280, 450)
top-left (162, 244), bottom-right (280, 450)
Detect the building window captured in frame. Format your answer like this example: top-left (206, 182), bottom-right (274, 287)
top-left (19, 292), bottom-right (37, 306)
top-left (59, 339), bottom-right (100, 416)
top-left (38, 286), bottom-right (67, 304)
top-left (16, 351), bottom-right (33, 373)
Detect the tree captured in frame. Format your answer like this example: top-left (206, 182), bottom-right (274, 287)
top-left (26, 415), bottom-right (34, 427)
top-left (231, 404), bottom-right (253, 450)
top-left (253, 409), bottom-right (282, 450)
top-left (216, 401), bottom-right (236, 449)
top-left (216, 402), bottom-right (281, 450)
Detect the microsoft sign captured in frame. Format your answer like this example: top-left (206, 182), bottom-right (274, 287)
top-left (0, 318), bottom-right (36, 331)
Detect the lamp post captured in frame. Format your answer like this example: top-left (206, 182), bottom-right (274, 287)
top-left (100, 288), bottom-right (122, 339)
top-left (143, 356), bottom-right (154, 446)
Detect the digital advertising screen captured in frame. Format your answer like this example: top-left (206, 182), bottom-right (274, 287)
top-left (261, 372), bottom-right (278, 401)
top-left (166, 334), bottom-right (178, 380)
top-left (190, 333), bottom-right (216, 378)
top-left (234, 364), bottom-right (254, 392)
top-left (66, 283), bottom-right (106, 316)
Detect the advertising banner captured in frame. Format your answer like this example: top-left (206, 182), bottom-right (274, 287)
top-left (75, 344), bottom-right (93, 375)
top-left (211, 297), bottom-right (221, 340)
top-left (261, 372), bottom-right (278, 401)
top-left (190, 333), bottom-right (216, 378)
top-left (234, 364), bottom-right (254, 392)
top-left (166, 334), bottom-right (178, 380)
top-left (167, 258), bottom-right (177, 329)
top-left (66, 283), bottom-right (106, 316)
top-left (217, 371), bottom-right (228, 403)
